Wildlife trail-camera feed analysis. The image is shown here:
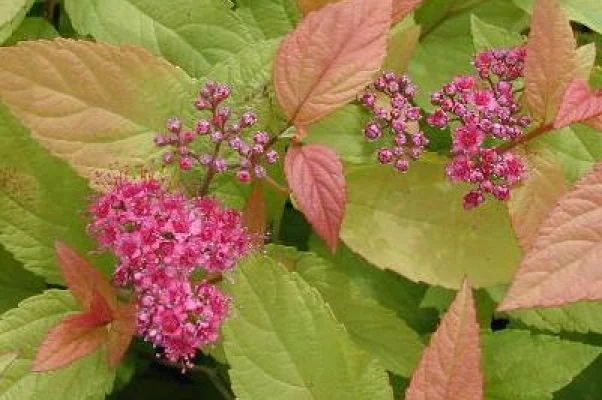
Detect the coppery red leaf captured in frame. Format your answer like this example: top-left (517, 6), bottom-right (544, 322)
top-left (55, 242), bottom-right (117, 311)
top-left (33, 293), bottom-right (111, 372)
top-left (285, 144), bottom-right (346, 252)
top-left (274, 0), bottom-right (391, 131)
top-left (554, 79), bottom-right (602, 129)
top-left (406, 279), bottom-right (484, 400)
top-left (499, 161), bottom-right (602, 311)
top-left (525, 0), bottom-right (577, 124)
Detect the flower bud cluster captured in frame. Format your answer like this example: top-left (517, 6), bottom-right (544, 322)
top-left (89, 177), bottom-right (251, 368)
top-left (360, 72), bottom-right (427, 173)
top-left (427, 47), bottom-right (529, 209)
top-left (155, 81), bottom-right (280, 184)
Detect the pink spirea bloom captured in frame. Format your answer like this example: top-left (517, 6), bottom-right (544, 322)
top-left (89, 177), bottom-right (250, 367)
top-left (427, 47), bottom-right (529, 209)
top-left (360, 72), bottom-right (428, 173)
top-left (137, 280), bottom-right (230, 369)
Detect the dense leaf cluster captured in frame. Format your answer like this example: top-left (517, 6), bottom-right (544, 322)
top-left (0, 0), bottom-right (602, 399)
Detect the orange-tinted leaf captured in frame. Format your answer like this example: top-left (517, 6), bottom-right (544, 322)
top-left (406, 279), bottom-right (484, 400)
top-left (525, 0), bottom-right (577, 124)
top-left (392, 0), bottom-right (423, 24)
top-left (499, 162), bottom-right (602, 311)
top-left (274, 0), bottom-right (391, 130)
top-left (508, 150), bottom-right (567, 251)
top-left (33, 295), bottom-right (110, 372)
top-left (0, 39), bottom-right (194, 181)
top-left (554, 79), bottom-right (602, 129)
top-left (285, 144), bottom-right (346, 251)
top-left (55, 242), bottom-right (117, 311)
top-left (585, 116), bottom-right (602, 131)
top-left (107, 302), bottom-right (137, 368)
top-left (243, 183), bottom-right (267, 249)
top-left (297, 0), bottom-right (331, 14)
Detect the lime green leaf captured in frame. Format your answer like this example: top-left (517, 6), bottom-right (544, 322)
top-left (489, 285), bottom-right (602, 334)
top-left (0, 102), bottom-right (111, 283)
top-left (484, 330), bottom-right (602, 400)
top-left (306, 104), bottom-right (373, 164)
top-left (591, 66), bottom-right (602, 87)
top-left (236, 0), bottom-right (300, 39)
top-left (342, 156), bottom-right (521, 289)
top-left (0, 245), bottom-right (44, 314)
top-left (0, 352), bottom-right (18, 377)
top-left (63, 0), bottom-right (255, 78)
top-left (421, 286), bottom-right (499, 328)
top-left (0, 0), bottom-right (35, 44)
top-left (3, 17), bottom-right (58, 45)
top-left (268, 245), bottom-right (424, 377)
top-left (0, 290), bottom-right (115, 400)
top-left (309, 236), bottom-right (437, 334)
top-left (554, 354), bottom-right (602, 399)
top-left (470, 14), bottom-right (523, 51)
top-left (534, 124), bottom-right (602, 183)
top-left (0, 39), bottom-right (198, 183)
top-left (514, 0), bottom-right (602, 35)
top-left (222, 254), bottom-right (393, 400)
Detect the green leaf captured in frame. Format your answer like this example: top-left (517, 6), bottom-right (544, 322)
top-left (0, 290), bottom-right (115, 400)
top-left (207, 38), bottom-right (282, 130)
top-left (63, 0), bottom-right (256, 78)
top-left (383, 22), bottom-right (421, 74)
top-left (554, 354), bottom-right (602, 400)
top-left (0, 0), bottom-right (35, 44)
top-left (308, 236), bottom-right (437, 334)
top-left (0, 102), bottom-right (111, 283)
top-left (489, 285), bottom-right (602, 334)
top-left (222, 253), bottom-right (393, 400)
top-left (420, 285), bottom-right (499, 328)
top-left (484, 330), bottom-right (602, 400)
top-left (0, 352), bottom-right (17, 377)
top-left (411, 0), bottom-right (529, 109)
top-left (342, 155), bottom-right (522, 289)
top-left (3, 17), bottom-right (58, 45)
top-left (470, 14), bottom-right (523, 51)
top-left (267, 245), bottom-right (424, 377)
top-left (305, 104), bottom-right (374, 164)
top-left (534, 124), bottom-right (602, 183)
top-left (514, 0), bottom-right (602, 35)
top-left (0, 245), bottom-right (44, 314)
top-left (236, 0), bottom-right (300, 39)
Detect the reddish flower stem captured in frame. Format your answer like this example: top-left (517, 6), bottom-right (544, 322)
top-left (264, 175), bottom-right (290, 195)
top-left (495, 122), bottom-right (554, 153)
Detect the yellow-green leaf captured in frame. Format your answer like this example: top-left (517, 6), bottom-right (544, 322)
top-left (342, 156), bottom-right (521, 289)
top-left (0, 39), bottom-right (197, 182)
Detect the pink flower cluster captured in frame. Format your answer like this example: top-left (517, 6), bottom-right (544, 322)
top-left (155, 81), bottom-right (279, 184)
top-left (427, 47), bottom-right (530, 209)
top-left (360, 72), bottom-right (428, 172)
top-left (89, 177), bottom-right (251, 368)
